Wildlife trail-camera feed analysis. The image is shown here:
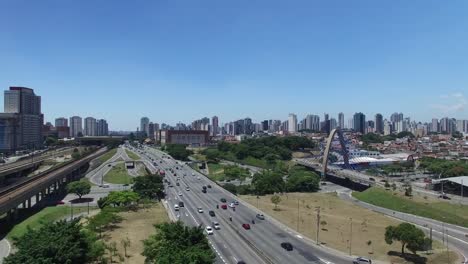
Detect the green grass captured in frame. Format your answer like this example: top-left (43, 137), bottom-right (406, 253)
top-left (98, 148), bottom-right (118, 163)
top-left (353, 187), bottom-right (468, 227)
top-left (7, 206), bottom-right (93, 240)
top-left (207, 162), bottom-right (226, 181)
top-left (80, 177), bottom-right (96, 186)
top-left (125, 149), bottom-right (140, 160)
top-left (191, 154), bottom-right (206, 161)
top-left (138, 166), bottom-right (148, 176)
top-left (104, 163), bottom-right (133, 184)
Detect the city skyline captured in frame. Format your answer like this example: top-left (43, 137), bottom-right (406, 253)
top-left (1, 1), bottom-right (468, 130)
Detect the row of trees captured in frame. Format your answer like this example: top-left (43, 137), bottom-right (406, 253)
top-left (223, 165), bottom-right (320, 195)
top-left (419, 157), bottom-right (468, 178)
top-left (162, 144), bottom-right (193, 161)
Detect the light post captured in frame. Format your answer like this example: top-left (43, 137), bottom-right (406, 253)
top-left (349, 217), bottom-right (353, 256)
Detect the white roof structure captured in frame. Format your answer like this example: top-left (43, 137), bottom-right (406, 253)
top-left (432, 176), bottom-right (468, 187)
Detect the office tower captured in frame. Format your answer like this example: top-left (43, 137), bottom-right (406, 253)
top-left (330, 118), bottom-right (337, 130)
top-left (288, 113), bottom-right (297, 133)
top-left (212, 116), bottom-right (219, 136)
top-left (84, 117), bottom-right (97, 136)
top-left (261, 120), bottom-right (268, 131)
top-left (55, 117), bottom-right (68, 127)
top-left (96, 119), bottom-right (109, 136)
top-left (69, 116), bottom-right (83, 137)
top-left (375, 113), bottom-right (383, 134)
top-left (353, 112), bottom-right (366, 134)
top-left (148, 122), bottom-right (155, 139)
top-left (0, 87), bottom-right (43, 152)
top-left (338, 112), bottom-right (344, 129)
top-left (140, 117), bottom-right (149, 136)
top-left (281, 120), bottom-right (289, 133)
top-left (384, 120), bottom-right (392, 135)
top-left (366, 120), bottom-right (375, 133)
top-left (347, 118), bottom-right (354, 130)
top-left (324, 113), bottom-right (329, 121)
top-left (439, 117), bottom-right (455, 134)
top-left (431, 118), bottom-right (439, 133)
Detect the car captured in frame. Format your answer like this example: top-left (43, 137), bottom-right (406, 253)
top-left (186, 187), bottom-right (190, 191)
top-left (237, 261), bottom-right (246, 264)
top-left (212, 221), bottom-right (220, 230)
top-left (233, 200), bottom-right (239, 205)
top-left (221, 204), bottom-right (227, 210)
top-left (369, 177), bottom-right (375, 182)
top-left (123, 183), bottom-right (129, 186)
top-left (202, 186), bottom-right (207, 190)
top-left (205, 226), bottom-right (214, 235)
top-left (256, 214), bottom-right (265, 220)
top-left (178, 202), bottom-right (184, 207)
top-left (174, 173), bottom-right (177, 176)
top-left (228, 203), bottom-right (235, 208)
top-left (202, 189), bottom-right (207, 193)
top-left (174, 204), bottom-right (179, 211)
top-left (197, 207), bottom-right (203, 213)
top-left (107, 164), bottom-right (112, 167)
top-left (56, 200), bottom-right (65, 205)
top-left (178, 192), bottom-right (182, 196)
top-left (101, 184), bottom-right (110, 188)
top-left (197, 177), bottom-right (201, 180)
top-left (208, 210), bottom-right (216, 217)
top-left (280, 242), bottom-right (293, 251)
top-left (220, 198), bottom-right (227, 203)
top-left (353, 257), bottom-right (372, 264)
top-left (192, 173), bottom-right (195, 176)
top-left (242, 223), bottom-right (251, 230)
top-left (176, 182), bottom-right (180, 186)
top-left (207, 184), bottom-right (212, 188)
top-left (439, 194), bottom-right (451, 200)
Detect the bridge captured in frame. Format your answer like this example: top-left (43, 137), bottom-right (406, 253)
top-left (0, 147), bottom-right (107, 221)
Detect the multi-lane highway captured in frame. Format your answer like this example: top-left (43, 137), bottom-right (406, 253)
top-left (133, 145), bottom-right (352, 264)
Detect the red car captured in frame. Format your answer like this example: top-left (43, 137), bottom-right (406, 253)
top-left (221, 204), bottom-right (227, 210)
top-left (242, 224), bottom-right (251, 230)
top-left (56, 200), bottom-right (65, 205)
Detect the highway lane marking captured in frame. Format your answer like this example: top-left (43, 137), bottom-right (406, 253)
top-left (208, 240), bottom-right (227, 264)
top-left (318, 257), bottom-right (334, 264)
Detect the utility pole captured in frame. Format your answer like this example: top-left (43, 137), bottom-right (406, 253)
top-left (349, 217), bottom-right (353, 256)
top-left (316, 206), bottom-right (321, 245)
top-left (297, 199), bottom-right (300, 231)
top-left (446, 229), bottom-right (450, 264)
top-left (429, 227), bottom-right (433, 251)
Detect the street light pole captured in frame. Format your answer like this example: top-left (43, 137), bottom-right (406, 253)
top-left (349, 217), bottom-right (353, 256)
top-left (316, 206), bottom-right (321, 245)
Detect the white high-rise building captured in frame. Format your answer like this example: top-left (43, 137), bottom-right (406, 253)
top-left (288, 113), bottom-right (297, 133)
top-left (384, 120), bottom-right (392, 135)
top-left (70, 116), bottom-right (83, 137)
top-left (140, 117), bottom-right (150, 136)
top-left (84, 117), bottom-right (97, 136)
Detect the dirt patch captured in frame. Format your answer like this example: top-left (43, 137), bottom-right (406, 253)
top-left (240, 192), bottom-right (458, 264)
top-left (104, 203), bottom-right (169, 264)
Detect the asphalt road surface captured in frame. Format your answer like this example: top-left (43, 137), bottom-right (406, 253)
top-left (136, 146), bottom-right (353, 264)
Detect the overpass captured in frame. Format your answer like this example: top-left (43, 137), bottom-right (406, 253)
top-left (0, 147), bottom-right (107, 220)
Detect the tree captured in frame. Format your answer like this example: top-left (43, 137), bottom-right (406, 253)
top-left (252, 170), bottom-right (285, 195)
top-left (142, 222), bottom-right (215, 264)
top-left (87, 209), bottom-right (123, 238)
top-left (222, 183), bottom-right (237, 194)
top-left (391, 183), bottom-right (397, 192)
top-left (286, 166), bottom-right (320, 192)
top-left (66, 181), bottom-right (91, 200)
top-left (271, 195), bottom-right (281, 210)
top-left (4, 219), bottom-right (101, 264)
top-left (71, 148), bottom-right (81, 160)
top-left (165, 144), bottom-right (193, 161)
top-left (405, 186), bottom-right (413, 197)
top-left (132, 174), bottom-right (164, 200)
top-left (367, 240), bottom-right (373, 254)
top-left (385, 223), bottom-right (428, 255)
top-left (105, 190), bottom-right (140, 207)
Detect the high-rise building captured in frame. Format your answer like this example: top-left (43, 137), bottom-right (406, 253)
top-left (347, 118), bottom-right (354, 130)
top-left (69, 116), bottom-right (83, 137)
top-left (338, 112), bottom-right (344, 129)
top-left (212, 116), bottom-right (219, 136)
top-left (288, 113), bottom-right (297, 133)
top-left (261, 120), bottom-right (269, 131)
top-left (384, 120), bottom-right (392, 135)
top-left (440, 117), bottom-right (454, 134)
top-left (366, 120), bottom-right (375, 133)
top-left (0, 87), bottom-right (43, 152)
top-left (431, 118), bottom-right (439, 133)
top-left (375, 113), bottom-right (383, 134)
top-left (96, 119), bottom-right (109, 136)
top-left (140, 117), bottom-right (149, 137)
top-left (353, 112), bottom-right (366, 134)
top-left (148, 122), bottom-right (155, 139)
top-left (84, 117), bottom-right (97, 136)
top-left (55, 117), bottom-right (68, 127)
top-left (330, 118), bottom-right (337, 130)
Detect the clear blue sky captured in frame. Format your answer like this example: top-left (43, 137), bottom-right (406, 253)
top-left (1, 0), bottom-right (467, 130)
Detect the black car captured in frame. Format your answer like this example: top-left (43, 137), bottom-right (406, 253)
top-left (237, 261), bottom-right (246, 264)
top-left (179, 202), bottom-right (184, 207)
top-left (207, 184), bottom-right (212, 188)
top-left (202, 189), bottom-right (207, 193)
top-left (176, 182), bottom-right (180, 186)
top-left (220, 198), bottom-right (226, 203)
top-left (281, 242), bottom-right (293, 251)
top-left (209, 210), bottom-right (215, 217)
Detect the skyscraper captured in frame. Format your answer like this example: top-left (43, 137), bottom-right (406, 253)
top-left (84, 117), bottom-right (97, 136)
top-left (353, 112), bottom-right (366, 134)
top-left (431, 118), bottom-right (439, 133)
top-left (140, 117), bottom-right (149, 136)
top-left (96, 119), bottom-right (109, 136)
top-left (55, 117), bottom-right (68, 127)
top-left (212, 116), bottom-right (219, 136)
top-left (375, 113), bottom-right (383, 134)
top-left (70, 116), bottom-right (83, 137)
top-left (338, 112), bottom-right (344, 129)
top-left (0, 87), bottom-right (43, 152)
top-left (288, 113), bottom-right (297, 133)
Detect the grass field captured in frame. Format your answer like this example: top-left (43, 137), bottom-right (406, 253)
top-left (104, 163), bottom-right (133, 184)
top-left (207, 162), bottom-right (226, 181)
top-left (353, 187), bottom-right (468, 227)
top-left (240, 192), bottom-right (457, 264)
top-left (7, 206), bottom-right (93, 240)
top-left (104, 203), bottom-right (169, 264)
top-left (125, 149), bottom-right (140, 160)
top-left (98, 148), bottom-right (118, 164)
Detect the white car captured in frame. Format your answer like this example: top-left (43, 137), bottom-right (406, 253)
top-left (178, 192), bottom-right (182, 196)
top-left (353, 257), bottom-right (372, 264)
top-left (186, 187), bottom-right (190, 191)
top-left (228, 203), bottom-right (235, 208)
top-left (197, 177), bottom-right (201, 180)
top-left (212, 221), bottom-right (220, 230)
top-left (205, 226), bottom-right (214, 235)
top-left (174, 204), bottom-right (179, 211)
top-left (197, 207), bottom-right (203, 213)
top-left (192, 173), bottom-right (195, 176)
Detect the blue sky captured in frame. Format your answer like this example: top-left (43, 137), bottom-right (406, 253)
top-left (1, 0), bottom-right (467, 130)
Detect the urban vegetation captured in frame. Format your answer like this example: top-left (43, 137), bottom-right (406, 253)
top-left (66, 181), bottom-right (91, 200)
top-left (384, 223), bottom-right (432, 255)
top-left (131, 174), bottom-right (165, 200)
top-left (125, 149), bottom-right (140, 160)
top-left (419, 157), bottom-right (468, 178)
top-left (103, 163), bottom-right (134, 184)
top-left (142, 221), bottom-right (216, 264)
top-left (162, 144), bottom-right (193, 161)
top-left (98, 148), bottom-right (118, 164)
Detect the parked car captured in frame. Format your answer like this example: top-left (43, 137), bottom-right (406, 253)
top-left (207, 184), bottom-right (212, 188)
top-left (280, 242), bottom-right (293, 251)
top-left (353, 257), bottom-right (372, 264)
top-left (242, 223), bottom-right (251, 230)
